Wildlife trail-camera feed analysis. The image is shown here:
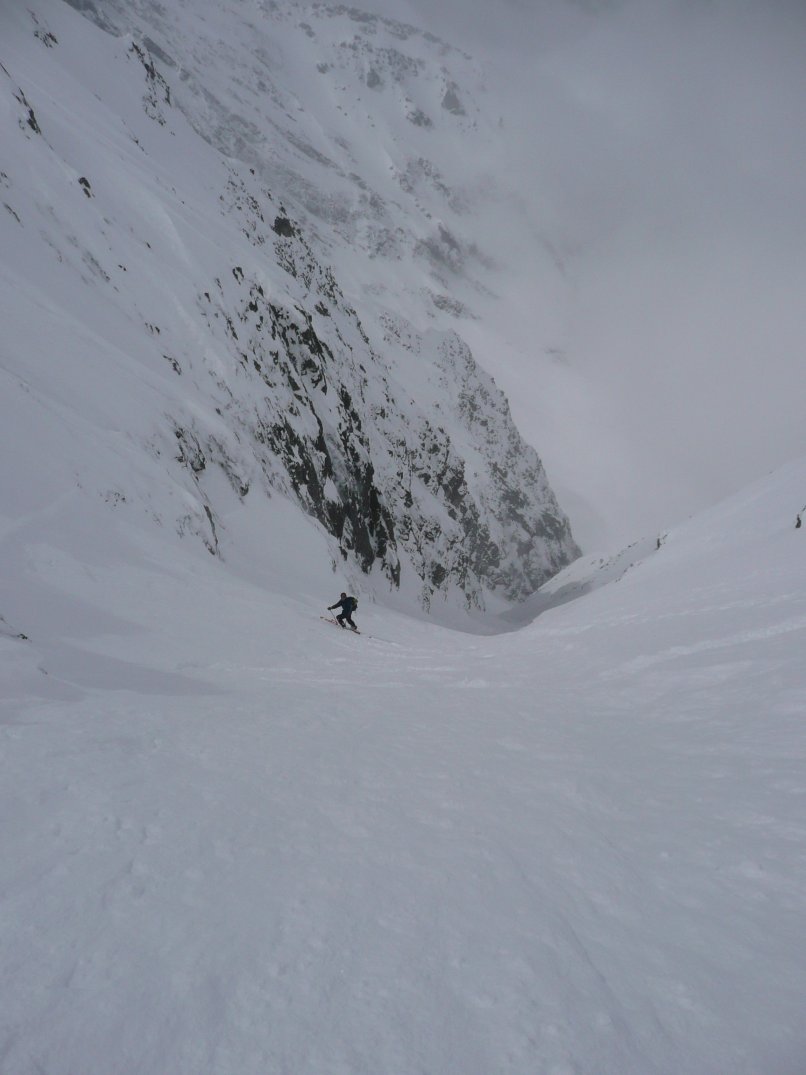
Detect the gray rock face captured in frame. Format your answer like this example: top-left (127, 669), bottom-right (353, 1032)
top-left (183, 202), bottom-right (578, 608)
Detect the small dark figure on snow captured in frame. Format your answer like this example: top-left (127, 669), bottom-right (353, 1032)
top-left (328, 592), bottom-right (358, 630)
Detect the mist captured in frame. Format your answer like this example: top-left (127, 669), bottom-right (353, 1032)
top-left (353, 0), bottom-right (806, 548)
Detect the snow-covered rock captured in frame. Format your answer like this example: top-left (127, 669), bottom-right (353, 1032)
top-left (1, 0), bottom-right (578, 617)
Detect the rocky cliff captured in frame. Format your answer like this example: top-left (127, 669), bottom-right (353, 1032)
top-left (1, 0), bottom-right (579, 615)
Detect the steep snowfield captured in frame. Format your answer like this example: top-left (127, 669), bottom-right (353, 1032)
top-left (2, 455), bottom-right (805, 1073)
top-left (2, 1), bottom-right (806, 1070)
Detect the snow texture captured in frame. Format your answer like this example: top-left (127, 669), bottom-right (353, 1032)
top-left (2, 408), bottom-right (806, 1073)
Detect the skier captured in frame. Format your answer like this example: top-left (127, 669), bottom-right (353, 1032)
top-left (328, 592), bottom-right (358, 631)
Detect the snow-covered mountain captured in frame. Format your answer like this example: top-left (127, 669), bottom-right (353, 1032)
top-left (1, 0), bottom-right (580, 620)
top-left (3, 5), bottom-right (806, 1070)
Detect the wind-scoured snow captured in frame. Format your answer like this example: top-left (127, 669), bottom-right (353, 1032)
top-left (2, 422), bottom-right (805, 1074)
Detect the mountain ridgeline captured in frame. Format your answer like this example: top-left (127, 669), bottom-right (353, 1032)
top-left (3, 0), bottom-right (579, 613)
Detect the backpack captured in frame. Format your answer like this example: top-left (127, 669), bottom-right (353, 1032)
top-left (350, 597), bottom-right (358, 612)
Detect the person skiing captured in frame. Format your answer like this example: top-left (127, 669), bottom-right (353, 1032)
top-left (328, 592), bottom-right (358, 631)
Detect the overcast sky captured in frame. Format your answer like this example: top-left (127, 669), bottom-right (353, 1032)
top-left (354, 0), bottom-right (806, 545)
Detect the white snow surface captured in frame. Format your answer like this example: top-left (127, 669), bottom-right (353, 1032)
top-left (2, 443), bottom-right (806, 1072)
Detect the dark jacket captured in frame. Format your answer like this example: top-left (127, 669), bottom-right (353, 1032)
top-left (330, 596), bottom-right (357, 614)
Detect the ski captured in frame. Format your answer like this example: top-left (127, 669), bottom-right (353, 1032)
top-left (320, 616), bottom-right (360, 635)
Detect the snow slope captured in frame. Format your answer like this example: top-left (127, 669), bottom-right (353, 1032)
top-left (2, 431), bottom-right (805, 1073)
top-left (2, 2), bottom-right (805, 1070)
